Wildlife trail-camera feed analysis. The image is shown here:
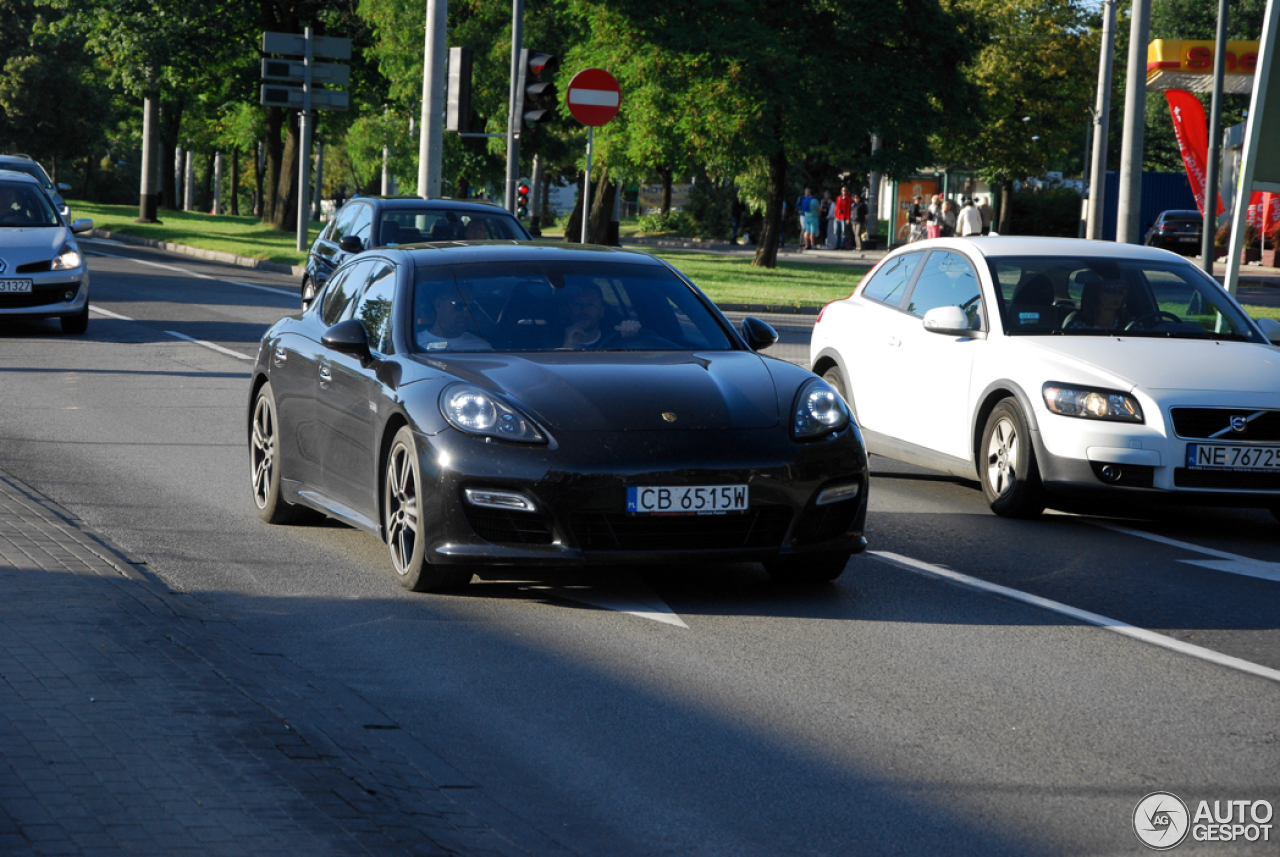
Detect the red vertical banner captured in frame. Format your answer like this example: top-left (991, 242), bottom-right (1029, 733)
top-left (1261, 192), bottom-right (1280, 237)
top-left (1165, 89), bottom-right (1226, 217)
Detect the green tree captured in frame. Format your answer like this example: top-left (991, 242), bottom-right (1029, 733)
top-left (941, 0), bottom-right (1096, 232)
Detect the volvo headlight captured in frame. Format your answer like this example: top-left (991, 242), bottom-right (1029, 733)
top-left (1042, 382), bottom-right (1143, 423)
top-left (440, 384), bottom-right (546, 443)
top-left (51, 243), bottom-right (82, 271)
top-left (792, 378), bottom-right (850, 439)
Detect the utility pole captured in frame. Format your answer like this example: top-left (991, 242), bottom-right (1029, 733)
top-left (505, 0), bottom-right (524, 213)
top-left (417, 0), bottom-right (447, 198)
top-left (1201, 0), bottom-right (1229, 273)
top-left (1086, 0), bottom-right (1115, 240)
top-left (295, 25), bottom-right (314, 252)
top-left (137, 97), bottom-right (159, 222)
top-left (1116, 0), bottom-right (1152, 243)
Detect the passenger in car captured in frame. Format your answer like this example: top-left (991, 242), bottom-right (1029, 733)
top-left (560, 283), bottom-right (640, 349)
top-left (1064, 276), bottom-right (1131, 331)
top-left (416, 283), bottom-right (492, 351)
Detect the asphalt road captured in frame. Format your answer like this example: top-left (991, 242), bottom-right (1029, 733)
top-left (1, 237), bottom-right (1278, 855)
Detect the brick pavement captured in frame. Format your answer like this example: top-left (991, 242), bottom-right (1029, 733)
top-left (0, 470), bottom-right (548, 857)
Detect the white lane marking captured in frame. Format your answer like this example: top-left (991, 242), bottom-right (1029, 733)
top-left (85, 249), bottom-right (297, 297)
top-left (91, 306), bottom-right (255, 361)
top-left (482, 577), bottom-right (688, 627)
top-left (163, 331), bottom-right (254, 361)
top-left (1090, 521), bottom-right (1280, 584)
top-left (871, 550), bottom-right (1280, 685)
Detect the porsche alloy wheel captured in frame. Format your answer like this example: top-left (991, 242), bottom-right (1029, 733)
top-left (250, 382), bottom-right (297, 523)
top-left (980, 399), bottom-right (1045, 519)
top-left (384, 427), bottom-right (471, 592)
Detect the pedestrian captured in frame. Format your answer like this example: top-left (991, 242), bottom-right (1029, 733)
top-left (833, 186), bottom-right (853, 250)
top-left (957, 198), bottom-right (983, 237)
top-left (730, 194), bottom-right (746, 244)
top-left (333, 184), bottom-right (348, 212)
top-left (977, 195), bottom-right (994, 234)
top-left (942, 198), bottom-right (958, 237)
top-left (926, 194), bottom-right (944, 239)
top-left (908, 194), bottom-right (926, 243)
top-left (851, 192), bottom-right (869, 251)
top-left (798, 187), bottom-right (818, 250)
top-left (820, 191), bottom-right (834, 249)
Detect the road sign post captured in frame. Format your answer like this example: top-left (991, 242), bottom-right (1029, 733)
top-left (565, 68), bottom-right (621, 244)
top-left (261, 28), bottom-right (350, 251)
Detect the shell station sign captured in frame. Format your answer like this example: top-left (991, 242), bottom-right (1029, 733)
top-left (1147, 39), bottom-right (1261, 94)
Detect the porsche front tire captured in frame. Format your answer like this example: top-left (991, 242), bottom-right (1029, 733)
top-left (384, 427), bottom-right (472, 592)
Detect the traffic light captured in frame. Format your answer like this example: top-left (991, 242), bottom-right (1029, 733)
top-left (517, 182), bottom-right (530, 218)
top-left (515, 50), bottom-right (558, 129)
top-left (446, 47), bottom-right (473, 133)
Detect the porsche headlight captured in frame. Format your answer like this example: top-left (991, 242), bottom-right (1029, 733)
top-left (1042, 383), bottom-right (1143, 423)
top-left (792, 378), bottom-right (850, 439)
top-left (440, 384), bottom-right (546, 443)
top-left (51, 243), bottom-right (82, 271)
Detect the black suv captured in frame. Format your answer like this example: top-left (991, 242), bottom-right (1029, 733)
top-left (1144, 209), bottom-right (1204, 255)
top-left (302, 196), bottom-right (531, 306)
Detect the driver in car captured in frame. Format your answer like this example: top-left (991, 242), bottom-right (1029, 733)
top-left (416, 283), bottom-right (492, 351)
top-left (560, 283), bottom-right (640, 349)
top-left (1066, 277), bottom-right (1131, 332)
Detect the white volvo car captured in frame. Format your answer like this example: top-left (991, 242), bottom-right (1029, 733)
top-left (810, 236), bottom-right (1280, 519)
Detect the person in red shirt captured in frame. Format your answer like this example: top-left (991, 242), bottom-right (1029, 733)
top-left (833, 186), bottom-right (853, 250)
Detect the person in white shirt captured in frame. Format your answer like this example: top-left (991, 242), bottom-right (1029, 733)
top-left (957, 198), bottom-right (983, 237)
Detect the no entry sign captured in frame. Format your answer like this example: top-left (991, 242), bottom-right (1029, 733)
top-left (566, 68), bottom-right (621, 127)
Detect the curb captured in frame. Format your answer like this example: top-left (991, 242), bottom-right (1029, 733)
top-left (89, 228), bottom-right (306, 278)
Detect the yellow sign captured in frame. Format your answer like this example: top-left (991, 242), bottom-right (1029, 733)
top-left (1147, 39), bottom-right (1261, 94)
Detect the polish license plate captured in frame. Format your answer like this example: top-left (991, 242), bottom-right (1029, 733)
top-left (1186, 444), bottom-right (1280, 470)
top-left (626, 485), bottom-right (748, 514)
top-left (0, 279), bottom-right (33, 293)
top-left (1178, 236), bottom-right (1198, 242)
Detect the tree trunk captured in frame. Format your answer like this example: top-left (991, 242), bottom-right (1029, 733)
top-left (752, 147), bottom-right (787, 268)
top-left (158, 99), bottom-right (184, 210)
top-left (588, 168), bottom-right (615, 245)
top-left (997, 179), bottom-right (1014, 234)
top-left (564, 171), bottom-right (586, 243)
top-left (272, 114), bottom-right (299, 232)
top-left (456, 177), bottom-right (470, 200)
top-left (230, 148), bottom-right (240, 216)
top-left (263, 107), bottom-right (285, 224)
top-left (200, 152), bottom-right (214, 213)
top-left (659, 166), bottom-right (672, 215)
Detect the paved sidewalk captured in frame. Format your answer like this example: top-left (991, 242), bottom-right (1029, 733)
top-left (0, 471), bottom-right (547, 857)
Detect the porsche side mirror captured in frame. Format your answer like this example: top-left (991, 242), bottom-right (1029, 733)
top-left (321, 319), bottom-right (372, 362)
top-left (339, 235), bottom-right (364, 253)
top-left (922, 305), bottom-right (974, 336)
top-left (70, 218), bottom-right (93, 234)
top-left (1255, 317), bottom-right (1280, 345)
top-left (741, 317), bottom-right (778, 351)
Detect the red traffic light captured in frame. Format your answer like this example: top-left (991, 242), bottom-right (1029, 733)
top-left (518, 184), bottom-right (529, 196)
top-left (527, 52), bottom-right (557, 76)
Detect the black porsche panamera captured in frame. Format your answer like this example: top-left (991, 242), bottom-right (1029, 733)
top-left (248, 242), bottom-right (869, 591)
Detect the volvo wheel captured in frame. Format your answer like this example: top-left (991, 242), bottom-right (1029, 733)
top-left (980, 398), bottom-right (1045, 518)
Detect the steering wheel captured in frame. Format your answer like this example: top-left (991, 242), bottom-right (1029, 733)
top-left (1125, 311), bottom-right (1182, 331)
top-left (597, 329), bottom-right (677, 350)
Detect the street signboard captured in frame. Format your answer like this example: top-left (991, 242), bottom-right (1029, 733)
top-left (566, 68), bottom-right (621, 126)
top-left (262, 31), bottom-right (352, 60)
top-left (261, 59), bottom-right (350, 86)
top-left (259, 85), bottom-right (349, 111)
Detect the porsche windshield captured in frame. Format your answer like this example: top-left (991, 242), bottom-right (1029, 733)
top-left (0, 180), bottom-right (60, 227)
top-left (411, 260), bottom-right (734, 353)
top-left (989, 255), bottom-right (1264, 342)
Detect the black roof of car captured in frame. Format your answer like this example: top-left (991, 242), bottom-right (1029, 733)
top-left (386, 241), bottom-right (666, 269)
top-left (351, 196), bottom-right (516, 214)
top-left (1159, 210), bottom-right (1203, 219)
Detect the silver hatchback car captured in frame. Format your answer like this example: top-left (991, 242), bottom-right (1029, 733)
top-left (0, 170), bottom-right (93, 334)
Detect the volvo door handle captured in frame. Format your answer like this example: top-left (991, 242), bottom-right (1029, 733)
top-left (885, 336), bottom-right (901, 347)
top-left (273, 347), bottom-right (287, 365)
top-left (319, 365), bottom-right (332, 383)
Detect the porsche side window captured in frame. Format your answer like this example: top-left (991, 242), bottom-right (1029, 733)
top-left (320, 263), bottom-right (365, 327)
top-left (905, 252), bottom-right (981, 320)
top-left (349, 204), bottom-right (373, 245)
top-left (330, 203), bottom-right (360, 241)
top-left (354, 264), bottom-right (397, 355)
top-left (861, 253), bottom-right (922, 307)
